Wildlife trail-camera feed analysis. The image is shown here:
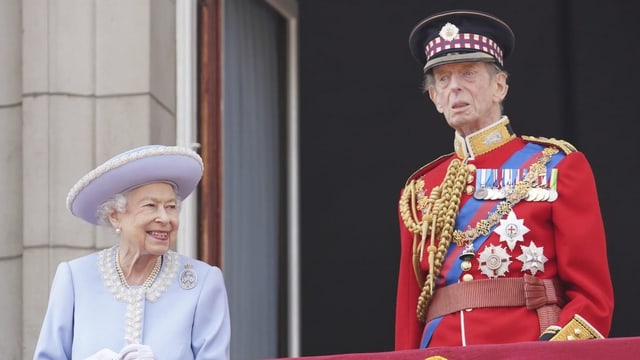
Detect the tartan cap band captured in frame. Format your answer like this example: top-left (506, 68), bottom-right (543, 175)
top-left (425, 32), bottom-right (504, 68)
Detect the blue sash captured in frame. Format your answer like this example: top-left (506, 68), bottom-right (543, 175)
top-left (420, 143), bottom-right (565, 348)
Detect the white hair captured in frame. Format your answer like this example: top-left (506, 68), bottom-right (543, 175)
top-left (96, 193), bottom-right (127, 229)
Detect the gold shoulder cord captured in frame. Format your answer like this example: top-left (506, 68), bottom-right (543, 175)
top-left (522, 135), bottom-right (576, 154)
top-left (400, 147), bottom-right (559, 322)
top-left (399, 159), bottom-right (474, 319)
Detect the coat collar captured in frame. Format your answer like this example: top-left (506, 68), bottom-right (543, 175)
top-left (454, 116), bottom-right (515, 159)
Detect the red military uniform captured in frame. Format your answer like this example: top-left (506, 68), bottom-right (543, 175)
top-left (394, 118), bottom-right (614, 349)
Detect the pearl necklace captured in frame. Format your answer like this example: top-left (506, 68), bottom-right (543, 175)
top-left (115, 250), bottom-right (162, 288)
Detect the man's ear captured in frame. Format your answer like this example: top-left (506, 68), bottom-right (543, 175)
top-left (428, 87), bottom-right (443, 113)
top-left (494, 72), bottom-right (509, 102)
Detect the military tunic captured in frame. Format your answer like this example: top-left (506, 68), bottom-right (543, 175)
top-left (394, 118), bottom-right (614, 349)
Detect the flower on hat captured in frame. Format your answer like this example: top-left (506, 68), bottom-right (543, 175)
top-left (439, 22), bottom-right (459, 42)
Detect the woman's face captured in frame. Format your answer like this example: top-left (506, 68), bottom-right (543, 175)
top-left (115, 182), bottom-right (179, 256)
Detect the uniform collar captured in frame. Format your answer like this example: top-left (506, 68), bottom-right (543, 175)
top-left (454, 116), bottom-right (515, 159)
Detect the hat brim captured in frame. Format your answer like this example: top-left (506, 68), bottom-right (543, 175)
top-left (66, 145), bottom-right (204, 225)
top-left (424, 52), bottom-right (495, 72)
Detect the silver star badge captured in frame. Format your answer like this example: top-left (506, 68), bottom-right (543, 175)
top-left (493, 210), bottom-right (530, 251)
top-left (516, 241), bottom-right (548, 275)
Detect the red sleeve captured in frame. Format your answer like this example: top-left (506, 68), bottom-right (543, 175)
top-left (552, 151), bottom-right (614, 335)
top-left (394, 190), bottom-right (423, 350)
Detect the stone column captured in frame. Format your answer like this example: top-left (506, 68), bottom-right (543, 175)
top-left (0, 0), bottom-right (23, 357)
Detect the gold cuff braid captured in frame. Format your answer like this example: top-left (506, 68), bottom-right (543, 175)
top-left (549, 314), bottom-right (604, 341)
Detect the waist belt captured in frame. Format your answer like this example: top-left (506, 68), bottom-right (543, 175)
top-left (425, 274), bottom-right (566, 333)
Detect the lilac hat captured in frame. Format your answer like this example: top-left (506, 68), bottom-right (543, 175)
top-left (66, 145), bottom-right (204, 225)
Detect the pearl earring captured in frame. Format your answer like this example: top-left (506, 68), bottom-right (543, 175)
top-left (115, 227), bottom-right (121, 234)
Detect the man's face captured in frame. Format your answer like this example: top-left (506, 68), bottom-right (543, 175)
top-left (428, 61), bottom-right (507, 136)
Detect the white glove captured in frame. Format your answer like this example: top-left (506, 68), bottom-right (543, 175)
top-left (117, 343), bottom-right (155, 360)
top-left (84, 348), bottom-right (119, 360)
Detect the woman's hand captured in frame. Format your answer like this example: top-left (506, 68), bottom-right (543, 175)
top-left (118, 343), bottom-right (155, 360)
top-left (84, 348), bottom-right (119, 360)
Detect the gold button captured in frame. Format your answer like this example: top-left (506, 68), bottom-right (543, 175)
top-left (467, 174), bottom-right (475, 184)
top-left (462, 274), bottom-right (474, 282)
top-left (465, 185), bottom-right (474, 195)
top-left (461, 261), bottom-right (472, 271)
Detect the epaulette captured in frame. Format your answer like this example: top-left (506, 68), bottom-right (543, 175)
top-left (404, 153), bottom-right (453, 186)
top-left (522, 135), bottom-right (577, 154)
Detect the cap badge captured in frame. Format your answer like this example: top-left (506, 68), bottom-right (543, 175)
top-left (439, 22), bottom-right (459, 42)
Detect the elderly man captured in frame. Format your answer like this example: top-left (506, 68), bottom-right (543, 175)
top-left (394, 9), bottom-right (614, 349)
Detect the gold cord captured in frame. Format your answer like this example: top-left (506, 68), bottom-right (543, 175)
top-left (399, 159), bottom-right (471, 321)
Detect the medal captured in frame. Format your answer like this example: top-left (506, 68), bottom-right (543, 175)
top-left (540, 188), bottom-right (550, 201)
top-left (474, 169), bottom-right (490, 199)
top-left (488, 188), bottom-right (501, 200)
top-left (474, 187), bottom-right (488, 200)
top-left (533, 187), bottom-right (545, 201)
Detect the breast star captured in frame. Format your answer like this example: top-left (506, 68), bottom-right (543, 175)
top-left (516, 241), bottom-right (548, 275)
top-left (493, 210), bottom-right (530, 251)
top-left (478, 244), bottom-right (512, 278)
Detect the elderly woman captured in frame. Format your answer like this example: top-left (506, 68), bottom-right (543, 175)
top-left (33, 145), bottom-right (230, 360)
